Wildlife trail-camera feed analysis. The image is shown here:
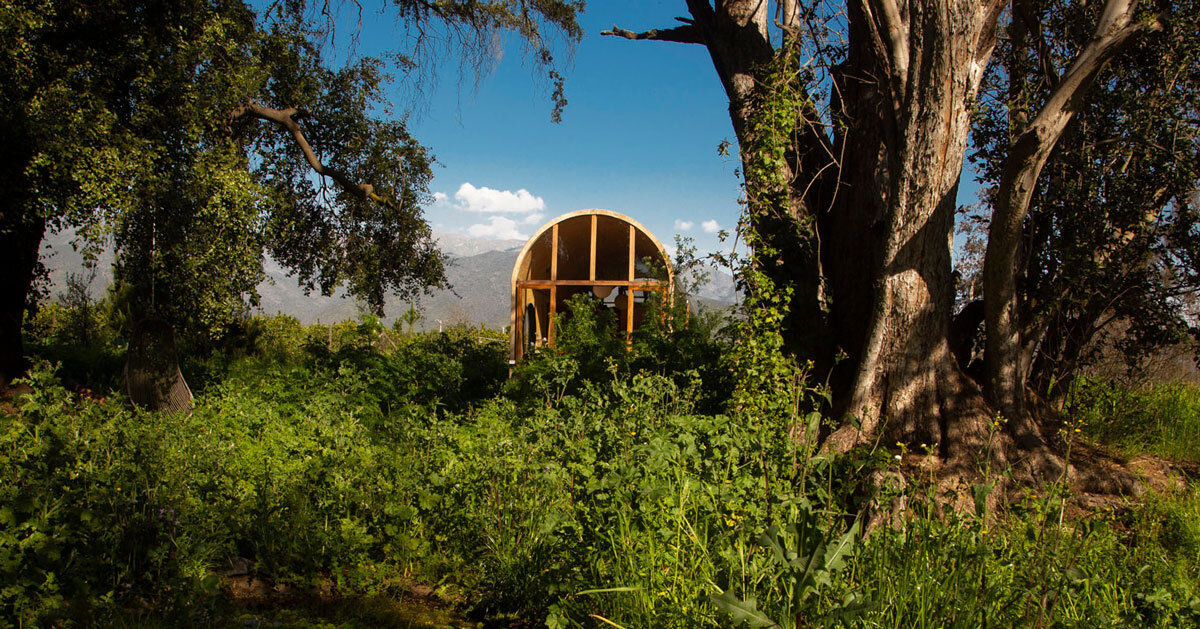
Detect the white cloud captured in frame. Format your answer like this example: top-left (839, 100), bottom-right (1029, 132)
top-left (521, 212), bottom-right (546, 226)
top-left (452, 182), bottom-right (545, 214)
top-left (675, 219), bottom-right (695, 231)
top-left (701, 219), bottom-right (721, 234)
top-left (467, 216), bottom-right (527, 240)
top-left (432, 191), bottom-right (449, 205)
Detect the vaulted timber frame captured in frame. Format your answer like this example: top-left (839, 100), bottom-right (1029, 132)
top-left (509, 210), bottom-right (673, 363)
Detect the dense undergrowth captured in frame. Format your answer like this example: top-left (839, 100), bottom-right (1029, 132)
top-left (3, 297), bottom-right (1200, 627)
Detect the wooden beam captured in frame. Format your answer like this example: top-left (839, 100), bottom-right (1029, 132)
top-left (509, 276), bottom-right (520, 363)
top-left (515, 279), bottom-right (664, 289)
top-left (548, 286), bottom-right (556, 346)
top-left (549, 223), bottom-right (558, 346)
top-left (589, 214), bottom-right (597, 282)
top-left (626, 224), bottom-right (635, 343)
top-left (514, 288), bottom-right (525, 361)
top-left (550, 223), bottom-right (559, 281)
top-left (627, 224), bottom-right (636, 281)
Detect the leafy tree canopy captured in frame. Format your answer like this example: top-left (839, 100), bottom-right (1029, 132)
top-left (963, 0), bottom-right (1200, 391)
top-left (0, 0), bottom-right (582, 344)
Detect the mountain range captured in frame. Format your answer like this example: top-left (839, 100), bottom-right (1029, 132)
top-left (38, 230), bottom-right (736, 331)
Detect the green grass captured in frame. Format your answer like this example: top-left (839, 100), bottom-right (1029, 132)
top-left (1067, 378), bottom-right (1200, 460)
top-left (6, 313), bottom-right (1200, 627)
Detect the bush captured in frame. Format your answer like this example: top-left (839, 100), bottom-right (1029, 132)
top-left (0, 361), bottom-right (423, 625)
top-left (7, 308), bottom-right (1200, 627)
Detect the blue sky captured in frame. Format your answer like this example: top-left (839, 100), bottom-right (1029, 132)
top-left (390, 2), bottom-right (741, 254)
top-left (332, 2), bottom-right (979, 255)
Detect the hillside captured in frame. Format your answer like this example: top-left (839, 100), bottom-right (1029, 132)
top-left (38, 230), bottom-right (736, 331)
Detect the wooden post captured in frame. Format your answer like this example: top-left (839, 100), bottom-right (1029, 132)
top-left (626, 224), bottom-right (635, 343)
top-left (589, 214), bottom-right (597, 282)
top-left (549, 224), bottom-right (559, 346)
top-left (514, 288), bottom-right (525, 361)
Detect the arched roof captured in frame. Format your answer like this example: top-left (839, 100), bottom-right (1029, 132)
top-left (510, 209), bottom-right (672, 289)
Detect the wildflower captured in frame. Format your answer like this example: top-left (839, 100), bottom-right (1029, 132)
top-left (894, 455), bottom-right (902, 461)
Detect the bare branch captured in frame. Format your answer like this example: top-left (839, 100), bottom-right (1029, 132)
top-left (231, 101), bottom-right (401, 211)
top-left (601, 23), bottom-right (704, 45)
top-left (776, 0), bottom-right (801, 32)
top-left (1013, 1), bottom-right (1062, 88)
top-left (862, 0), bottom-right (909, 98)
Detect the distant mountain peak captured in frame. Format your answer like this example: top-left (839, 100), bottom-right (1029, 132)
top-left (434, 232), bottom-right (525, 257)
top-left (38, 228), bottom-right (734, 330)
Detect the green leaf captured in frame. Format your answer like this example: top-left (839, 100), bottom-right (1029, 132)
top-left (711, 590), bottom-right (780, 628)
top-left (823, 518), bottom-right (861, 572)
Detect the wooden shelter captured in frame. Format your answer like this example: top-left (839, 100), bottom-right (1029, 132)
top-left (509, 210), bottom-right (672, 362)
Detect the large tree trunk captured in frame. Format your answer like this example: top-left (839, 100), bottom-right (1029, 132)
top-left (0, 171), bottom-right (41, 388)
top-left (820, 0), bottom-right (1005, 462)
top-left (607, 0), bottom-right (1007, 464)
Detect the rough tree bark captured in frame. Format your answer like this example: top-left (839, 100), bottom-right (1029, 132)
top-left (982, 0), bottom-right (1165, 422)
top-left (608, 0), bottom-right (1167, 480)
top-left (608, 0), bottom-right (1013, 470)
top-left (823, 0), bottom-right (1006, 462)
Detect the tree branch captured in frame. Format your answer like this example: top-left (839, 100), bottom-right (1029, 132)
top-left (1013, 1), bottom-right (1061, 88)
top-left (983, 0), bottom-right (1166, 416)
top-left (862, 0), bottom-right (910, 100)
top-left (1032, 6), bottom-right (1165, 137)
top-left (231, 101), bottom-right (401, 210)
top-left (776, 0), bottom-right (801, 33)
top-left (601, 23), bottom-right (704, 45)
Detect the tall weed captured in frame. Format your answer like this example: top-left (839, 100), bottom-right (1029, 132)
top-left (1066, 377), bottom-right (1200, 460)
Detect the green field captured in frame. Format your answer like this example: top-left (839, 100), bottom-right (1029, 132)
top-left (3, 306), bottom-right (1199, 628)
